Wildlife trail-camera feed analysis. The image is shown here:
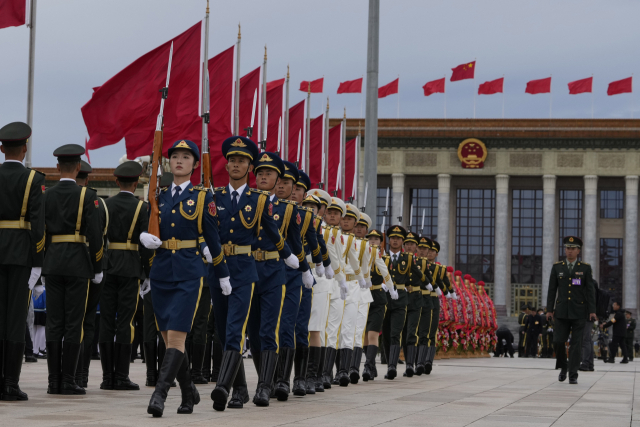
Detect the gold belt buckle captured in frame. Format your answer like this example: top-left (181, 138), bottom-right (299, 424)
top-left (167, 240), bottom-right (178, 250)
top-left (254, 250), bottom-right (264, 261)
top-left (224, 244), bottom-right (235, 256)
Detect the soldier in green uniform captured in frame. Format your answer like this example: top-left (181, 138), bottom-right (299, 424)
top-left (43, 144), bottom-right (104, 395)
top-left (414, 237), bottom-right (434, 375)
top-left (626, 311), bottom-right (636, 361)
top-left (99, 161), bottom-right (152, 391)
top-left (400, 232), bottom-right (423, 377)
top-left (74, 160), bottom-right (108, 389)
top-left (517, 304), bottom-right (528, 357)
top-left (0, 122), bottom-right (45, 401)
top-left (546, 236), bottom-right (596, 385)
top-left (540, 309), bottom-right (554, 358)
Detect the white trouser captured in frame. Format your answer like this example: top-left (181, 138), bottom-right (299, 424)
top-left (33, 325), bottom-right (46, 354)
top-left (325, 298), bottom-right (345, 349)
top-left (309, 290), bottom-right (331, 335)
top-left (353, 302), bottom-right (369, 348)
top-left (338, 301), bottom-right (359, 349)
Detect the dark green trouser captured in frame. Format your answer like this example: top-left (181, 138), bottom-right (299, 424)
top-left (82, 274), bottom-right (104, 349)
top-left (0, 265), bottom-right (31, 342)
top-left (142, 290), bottom-right (159, 343)
top-left (626, 337), bottom-right (634, 359)
top-left (45, 275), bottom-right (90, 344)
top-left (382, 289), bottom-right (408, 357)
top-left (418, 294), bottom-right (434, 346)
top-left (99, 275), bottom-right (139, 344)
top-left (428, 296), bottom-right (440, 346)
top-left (553, 317), bottom-right (585, 379)
top-left (186, 286), bottom-right (211, 345)
top-left (402, 292), bottom-right (423, 347)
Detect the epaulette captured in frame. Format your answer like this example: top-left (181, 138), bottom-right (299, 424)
top-left (192, 185), bottom-right (206, 192)
top-left (29, 168), bottom-right (46, 177)
top-left (298, 205), bottom-right (313, 212)
top-left (88, 187), bottom-right (98, 192)
top-left (279, 198), bottom-right (297, 205)
top-left (162, 187), bottom-right (168, 192)
top-left (214, 186), bottom-right (225, 192)
top-left (250, 188), bottom-right (270, 195)
top-left (554, 261), bottom-right (563, 264)
top-left (581, 262), bottom-right (590, 265)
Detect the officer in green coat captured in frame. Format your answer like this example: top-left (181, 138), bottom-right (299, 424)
top-left (546, 236), bottom-right (596, 385)
top-left (625, 311), bottom-right (636, 361)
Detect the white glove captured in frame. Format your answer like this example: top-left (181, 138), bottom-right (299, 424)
top-left (445, 292), bottom-right (452, 299)
top-left (140, 279), bottom-right (151, 298)
top-left (340, 286), bottom-right (347, 300)
top-left (28, 267), bottom-right (41, 290)
top-left (92, 272), bottom-right (103, 284)
top-left (339, 278), bottom-right (348, 293)
top-left (365, 278), bottom-right (372, 289)
top-left (302, 270), bottom-right (314, 289)
top-left (140, 232), bottom-right (162, 250)
top-left (32, 284), bottom-right (44, 298)
top-left (358, 278), bottom-right (367, 289)
top-left (381, 283), bottom-right (389, 292)
top-left (325, 264), bottom-right (334, 279)
top-left (40, 276), bottom-right (45, 287)
top-left (284, 254), bottom-right (300, 269)
top-left (203, 246), bottom-right (213, 263)
top-left (548, 328), bottom-right (553, 332)
top-left (436, 288), bottom-right (443, 296)
top-left (453, 292), bottom-right (459, 300)
top-left (427, 283), bottom-right (433, 291)
top-left (219, 276), bottom-right (232, 296)
top-left (315, 263), bottom-right (325, 277)
top-left (390, 289), bottom-right (399, 300)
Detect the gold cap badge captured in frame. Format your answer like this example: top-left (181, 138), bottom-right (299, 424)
top-left (231, 138), bottom-right (247, 147)
top-left (175, 140), bottom-right (189, 148)
top-left (259, 153), bottom-right (273, 162)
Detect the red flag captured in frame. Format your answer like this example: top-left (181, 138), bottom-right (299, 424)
top-left (378, 78), bottom-right (399, 98)
top-left (82, 22), bottom-right (203, 160)
top-left (478, 77), bottom-right (503, 95)
top-left (238, 67), bottom-right (261, 138)
top-left (337, 78), bottom-right (363, 94)
top-left (608, 77), bottom-right (632, 96)
top-left (299, 78), bottom-right (323, 93)
top-left (525, 77), bottom-right (551, 94)
top-left (450, 61), bottom-right (476, 82)
top-left (308, 114), bottom-right (324, 187)
top-left (287, 100), bottom-right (305, 164)
top-left (423, 78), bottom-right (445, 96)
top-left (327, 124), bottom-right (342, 194)
top-left (568, 77), bottom-right (593, 94)
top-left (344, 138), bottom-right (356, 200)
top-left (265, 78), bottom-right (284, 153)
top-left (0, 0), bottom-right (26, 29)
top-left (84, 137), bottom-right (91, 164)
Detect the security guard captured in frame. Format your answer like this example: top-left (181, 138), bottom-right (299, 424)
top-left (209, 137), bottom-right (298, 412)
top-left (0, 122), bottom-right (45, 401)
top-left (400, 231), bottom-right (423, 377)
top-left (517, 304), bottom-right (529, 357)
top-left (414, 236), bottom-right (435, 376)
top-left (546, 236), bottom-right (596, 385)
top-left (43, 144), bottom-right (103, 395)
top-left (74, 160), bottom-right (108, 389)
top-left (99, 161), bottom-right (152, 391)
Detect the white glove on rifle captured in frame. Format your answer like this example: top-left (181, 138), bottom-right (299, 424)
top-left (302, 270), bottom-right (314, 289)
top-left (452, 292), bottom-right (459, 300)
top-left (28, 267), bottom-right (41, 290)
top-left (203, 246), bottom-right (213, 263)
top-left (284, 254), bottom-right (300, 270)
top-left (33, 284), bottom-right (44, 298)
top-left (436, 288), bottom-right (443, 296)
top-left (140, 279), bottom-right (151, 298)
top-left (358, 278), bottom-right (367, 289)
top-left (140, 232), bottom-right (162, 250)
top-left (219, 276), bottom-right (232, 296)
top-left (390, 289), bottom-right (399, 300)
top-left (426, 283), bottom-right (433, 291)
top-left (325, 264), bottom-right (334, 279)
top-left (381, 283), bottom-right (389, 292)
top-left (315, 263), bottom-right (325, 277)
top-left (92, 272), bottom-right (103, 284)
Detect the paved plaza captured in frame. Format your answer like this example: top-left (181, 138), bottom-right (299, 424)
top-left (1, 356), bottom-right (638, 427)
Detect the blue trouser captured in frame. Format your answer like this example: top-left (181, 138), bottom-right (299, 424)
top-left (247, 280), bottom-right (285, 354)
top-left (210, 283), bottom-right (254, 352)
top-left (279, 269), bottom-right (302, 349)
top-left (295, 286), bottom-right (312, 347)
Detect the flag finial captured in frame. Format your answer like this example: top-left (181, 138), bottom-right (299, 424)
top-left (343, 108), bottom-right (346, 119)
top-left (206, 0), bottom-right (209, 13)
top-left (358, 121), bottom-right (362, 135)
top-left (287, 64), bottom-right (290, 79)
top-left (238, 23), bottom-right (241, 40)
top-left (264, 45), bottom-right (267, 61)
top-left (326, 97), bottom-right (329, 111)
top-left (307, 82), bottom-right (311, 95)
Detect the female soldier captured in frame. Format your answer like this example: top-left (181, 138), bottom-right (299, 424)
top-left (139, 140), bottom-right (229, 417)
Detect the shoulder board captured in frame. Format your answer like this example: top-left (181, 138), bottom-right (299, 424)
top-left (553, 261), bottom-right (563, 264)
top-left (581, 262), bottom-right (590, 266)
top-left (298, 205), bottom-right (312, 212)
top-left (250, 188), bottom-right (270, 195)
top-left (214, 186), bottom-right (225, 192)
top-left (85, 187), bottom-right (97, 194)
top-left (279, 198), bottom-right (297, 205)
top-left (192, 185), bottom-right (207, 191)
top-left (28, 168), bottom-right (46, 177)
top-left (162, 187), bottom-right (168, 192)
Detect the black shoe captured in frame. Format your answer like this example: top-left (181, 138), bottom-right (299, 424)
top-left (143, 341), bottom-right (158, 387)
top-left (147, 348), bottom-right (185, 418)
top-left (176, 349), bottom-right (200, 414)
top-left (253, 350), bottom-right (278, 407)
top-left (24, 355), bottom-right (37, 363)
top-left (99, 342), bottom-right (115, 390)
top-left (321, 347), bottom-right (337, 389)
top-left (349, 347), bottom-right (363, 384)
top-left (415, 345), bottom-right (427, 376)
top-left (60, 341), bottom-right (85, 395)
top-left (589, 367), bottom-right (595, 371)
top-left (569, 378), bottom-right (578, 385)
top-left (362, 345), bottom-right (377, 382)
top-left (2, 341), bottom-right (28, 401)
top-left (274, 347), bottom-right (295, 401)
top-left (190, 343), bottom-right (209, 384)
top-left (337, 348), bottom-right (352, 387)
top-left (386, 345), bottom-right (400, 380)
top-left (621, 358), bottom-right (629, 364)
top-left (305, 347), bottom-right (320, 394)
top-left (558, 369), bottom-right (567, 382)
top-left (293, 346), bottom-right (309, 396)
top-left (210, 350), bottom-right (242, 412)
top-left (405, 346), bottom-right (417, 378)
top-left (114, 343), bottom-right (140, 390)
top-left (227, 363), bottom-right (250, 409)
top-left (578, 366), bottom-right (589, 372)
top-left (46, 341), bottom-right (62, 394)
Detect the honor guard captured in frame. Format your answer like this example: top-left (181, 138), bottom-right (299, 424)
top-left (362, 229), bottom-right (396, 381)
top-left (547, 236), bottom-right (596, 385)
top-left (517, 304), bottom-right (529, 357)
top-left (99, 161), bottom-right (152, 391)
top-left (400, 231), bottom-right (424, 377)
top-left (43, 144), bottom-right (103, 395)
top-left (0, 122), bottom-right (45, 401)
top-left (414, 236), bottom-right (435, 375)
top-left (209, 137), bottom-right (298, 412)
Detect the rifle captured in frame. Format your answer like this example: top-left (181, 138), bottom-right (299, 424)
top-left (148, 42), bottom-right (174, 238)
top-left (201, 70), bottom-right (214, 196)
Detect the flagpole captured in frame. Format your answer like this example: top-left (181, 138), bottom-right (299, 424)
top-left (396, 75), bottom-right (400, 119)
top-left (25, 0), bottom-right (37, 168)
top-left (591, 74), bottom-right (594, 119)
top-left (360, 74), bottom-right (364, 118)
top-left (444, 75), bottom-right (447, 119)
top-left (201, 0), bottom-right (210, 184)
top-left (261, 46), bottom-right (267, 141)
top-left (502, 74), bottom-right (505, 119)
top-left (473, 58), bottom-right (476, 119)
top-left (631, 73), bottom-right (634, 119)
top-left (284, 65), bottom-right (289, 160)
top-left (549, 74), bottom-right (553, 119)
top-left (324, 98), bottom-right (329, 189)
top-left (341, 109), bottom-right (346, 200)
top-left (234, 24), bottom-right (241, 134)
top-left (305, 83), bottom-right (311, 171)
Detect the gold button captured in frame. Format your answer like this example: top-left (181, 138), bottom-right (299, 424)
top-left (231, 218), bottom-right (235, 221)
top-left (569, 291), bottom-right (571, 293)
top-left (172, 250), bottom-right (176, 254)
top-left (172, 210), bottom-right (175, 214)
top-left (246, 217), bottom-right (251, 221)
top-left (568, 297), bottom-right (571, 300)
top-left (258, 237), bottom-right (262, 241)
top-left (230, 229), bottom-right (234, 233)
top-left (196, 251), bottom-right (199, 255)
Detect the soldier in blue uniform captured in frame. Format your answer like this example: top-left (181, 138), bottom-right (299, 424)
top-left (139, 139), bottom-right (229, 417)
top-left (209, 137), bottom-right (299, 412)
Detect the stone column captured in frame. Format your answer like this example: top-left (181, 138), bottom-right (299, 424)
top-left (437, 174), bottom-right (451, 266)
top-left (541, 175), bottom-right (557, 306)
top-left (624, 176), bottom-right (639, 316)
top-left (391, 173), bottom-right (405, 226)
top-left (494, 175), bottom-right (509, 316)
top-left (583, 176), bottom-right (599, 273)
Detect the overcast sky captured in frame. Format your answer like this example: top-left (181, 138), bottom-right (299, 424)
top-left (1, 0), bottom-right (639, 167)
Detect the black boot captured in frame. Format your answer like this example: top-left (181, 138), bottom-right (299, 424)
top-left (227, 363), bottom-right (250, 409)
top-left (2, 341), bottom-right (28, 401)
top-left (147, 348), bottom-right (184, 417)
top-left (293, 346), bottom-right (309, 396)
top-left (158, 340), bottom-right (177, 387)
top-left (176, 349), bottom-right (200, 414)
top-left (425, 346), bottom-right (436, 375)
top-left (306, 346), bottom-right (320, 394)
top-left (114, 342), bottom-right (139, 390)
top-left (82, 341), bottom-right (93, 387)
top-left (190, 343), bottom-right (208, 384)
top-left (211, 338), bottom-right (223, 382)
top-left (210, 350), bottom-right (242, 411)
top-left (405, 345), bottom-right (417, 378)
top-left (99, 342), bottom-right (114, 390)
top-left (332, 350), bottom-right (341, 385)
top-left (61, 341), bottom-right (85, 395)
top-left (202, 340), bottom-right (212, 381)
top-left (362, 344), bottom-right (378, 381)
top-left (274, 347), bottom-right (295, 401)
top-left (386, 345), bottom-right (400, 380)
top-left (321, 347), bottom-right (337, 389)
top-left (337, 348), bottom-right (352, 387)
top-left (46, 341), bottom-right (62, 394)
top-left (253, 350), bottom-right (278, 406)
top-left (143, 341), bottom-right (158, 386)
top-left (315, 347), bottom-right (326, 392)
top-left (75, 344), bottom-right (86, 388)
top-left (250, 348), bottom-right (262, 377)
top-left (349, 347), bottom-right (363, 384)
top-left (415, 345), bottom-right (428, 376)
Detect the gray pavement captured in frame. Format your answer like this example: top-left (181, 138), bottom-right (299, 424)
top-left (1, 356), bottom-right (639, 426)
